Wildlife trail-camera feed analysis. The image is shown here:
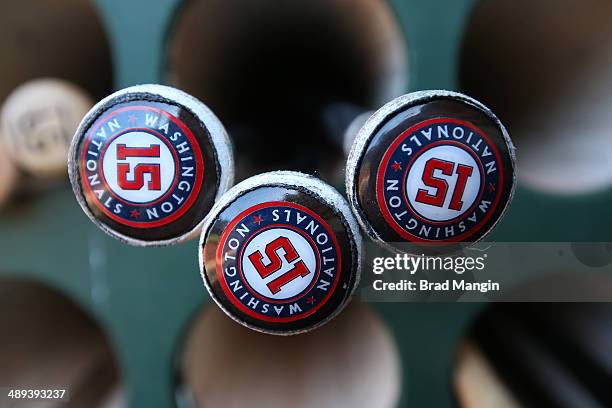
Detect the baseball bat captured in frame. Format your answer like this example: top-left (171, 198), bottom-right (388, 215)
top-left (0, 279), bottom-right (122, 408)
top-left (179, 301), bottom-right (400, 408)
top-left (0, 137), bottom-right (18, 209)
top-left (0, 78), bottom-right (94, 186)
top-left (326, 91), bottom-right (517, 254)
top-left (455, 302), bottom-right (612, 407)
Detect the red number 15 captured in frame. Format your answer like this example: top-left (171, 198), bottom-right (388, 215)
top-left (248, 236), bottom-right (311, 294)
top-left (116, 144), bottom-right (161, 191)
top-left (415, 158), bottom-right (473, 211)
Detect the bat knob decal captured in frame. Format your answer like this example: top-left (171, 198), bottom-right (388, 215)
top-left (199, 171), bottom-right (362, 335)
top-left (68, 84), bottom-right (234, 246)
top-left (345, 90), bottom-right (516, 254)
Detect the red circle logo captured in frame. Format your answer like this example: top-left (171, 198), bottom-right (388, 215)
top-left (376, 118), bottom-right (504, 242)
top-left (80, 104), bottom-right (204, 228)
top-left (214, 201), bottom-right (342, 323)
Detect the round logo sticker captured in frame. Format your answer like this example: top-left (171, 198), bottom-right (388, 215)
top-left (80, 105), bottom-right (204, 228)
top-left (215, 201), bottom-right (342, 323)
top-left (376, 118), bottom-right (504, 242)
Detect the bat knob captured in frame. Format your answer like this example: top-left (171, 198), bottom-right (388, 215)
top-left (1, 78), bottom-right (93, 180)
top-left (199, 171), bottom-right (362, 335)
top-left (68, 84), bottom-right (234, 246)
top-left (0, 142), bottom-right (18, 208)
top-left (345, 90), bottom-right (516, 254)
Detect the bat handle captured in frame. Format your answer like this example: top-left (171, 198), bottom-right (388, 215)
top-left (342, 110), bottom-right (373, 156)
top-left (320, 102), bottom-right (373, 155)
